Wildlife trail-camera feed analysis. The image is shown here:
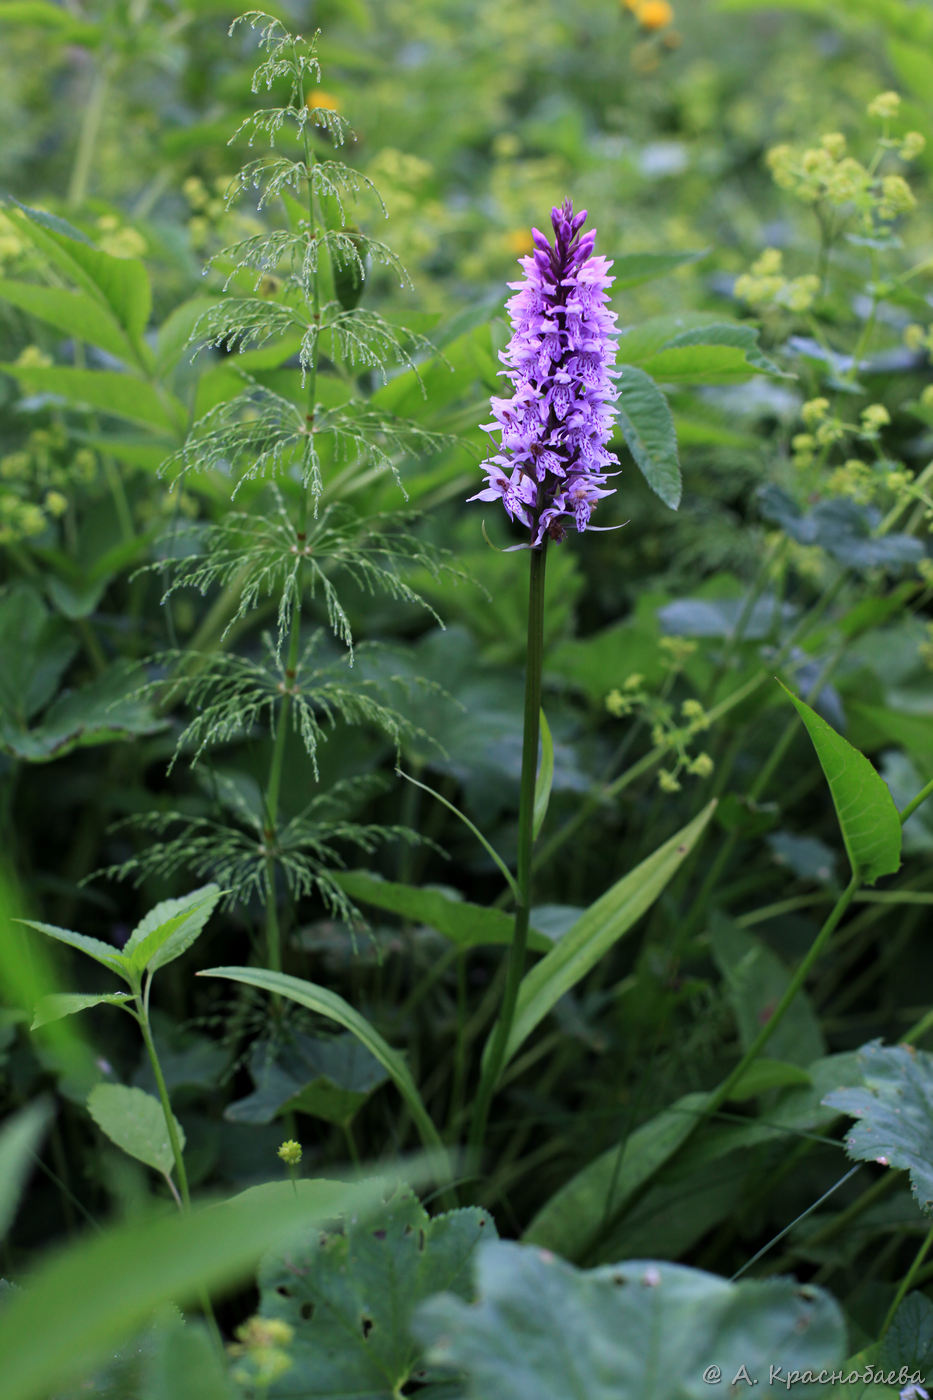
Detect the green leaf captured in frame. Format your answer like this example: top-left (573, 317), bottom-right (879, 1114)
top-left (610, 248), bottom-right (708, 290)
top-left (823, 1040), bottom-right (933, 1213)
top-left (779, 681), bottom-right (902, 884)
top-left (31, 992), bottom-right (133, 1030)
top-left (200, 967), bottom-right (448, 1169)
top-left (616, 365), bottom-right (681, 509)
top-left (493, 801), bottom-right (716, 1072)
top-left (0, 364), bottom-right (179, 433)
top-left (141, 1321), bottom-right (235, 1400)
top-left (8, 204), bottom-right (151, 347)
top-left (0, 1178), bottom-right (386, 1400)
top-left (524, 1091), bottom-right (708, 1259)
top-left (17, 918), bottom-right (128, 977)
top-left (0, 584), bottom-right (77, 726)
top-left (254, 1185), bottom-right (495, 1398)
top-left (332, 871), bottom-right (553, 952)
top-left (0, 1099), bottom-right (53, 1240)
top-left (0, 2), bottom-right (99, 39)
top-left (726, 1058), bottom-right (813, 1100)
top-left (0, 661), bottom-right (165, 763)
top-left (0, 280), bottom-right (136, 362)
top-left (533, 708), bottom-right (554, 841)
top-left (414, 1243), bottom-right (847, 1399)
top-left (86, 1084), bottom-right (183, 1176)
top-left (879, 1292), bottom-right (933, 1380)
top-left (639, 323), bottom-right (785, 384)
top-left (123, 885), bottom-right (221, 975)
top-left (711, 915), bottom-right (825, 1067)
top-left (226, 1031), bottom-right (389, 1129)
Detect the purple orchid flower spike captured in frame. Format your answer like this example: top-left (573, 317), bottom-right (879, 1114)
top-left (469, 200), bottom-right (620, 545)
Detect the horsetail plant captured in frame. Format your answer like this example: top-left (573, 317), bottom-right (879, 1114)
top-left (109, 13), bottom-right (455, 977)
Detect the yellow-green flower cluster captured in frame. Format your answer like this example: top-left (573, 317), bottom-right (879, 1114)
top-left (605, 678), bottom-right (714, 793)
top-left (0, 423), bottom-right (97, 545)
top-left (733, 248), bottom-right (819, 314)
top-left (763, 94), bottom-right (921, 235)
top-left (229, 1316), bottom-right (294, 1389)
top-left (95, 214), bottom-right (147, 261)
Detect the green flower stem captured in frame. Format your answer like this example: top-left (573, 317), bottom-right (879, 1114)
top-left (880, 1223), bottom-right (933, 1339)
top-left (899, 774), bottom-right (933, 827)
top-left (468, 541), bottom-right (547, 1160)
top-left (67, 60), bottom-right (112, 209)
top-left (707, 872), bottom-right (861, 1114)
top-left (135, 995), bottom-right (190, 1209)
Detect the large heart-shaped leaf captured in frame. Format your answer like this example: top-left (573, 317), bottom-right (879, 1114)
top-left (255, 1185), bottom-right (494, 1398)
top-left (823, 1040), bottom-right (933, 1212)
top-left (414, 1243), bottom-right (846, 1399)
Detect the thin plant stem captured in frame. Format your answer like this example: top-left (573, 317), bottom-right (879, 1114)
top-left (136, 997), bottom-right (190, 1208)
top-left (468, 542), bottom-right (548, 1158)
top-left (880, 1224), bottom-right (933, 1339)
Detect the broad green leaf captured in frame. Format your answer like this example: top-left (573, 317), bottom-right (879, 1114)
top-left (0, 2), bottom-right (99, 39)
top-left (524, 1091), bottom-right (708, 1259)
top-left (639, 323), bottom-right (785, 384)
top-left (711, 915), bottom-right (825, 1066)
top-left (823, 1040), bottom-right (933, 1213)
top-left (414, 1243), bottom-right (847, 1399)
top-left (494, 801), bottom-right (716, 1072)
top-left (0, 280), bottom-right (135, 362)
top-left (201, 967), bottom-right (448, 1168)
top-left (9, 205), bottom-right (151, 347)
top-left (879, 1292), bottom-right (933, 1380)
top-left (18, 918), bottom-right (128, 976)
top-left (0, 1178), bottom-right (386, 1400)
top-left (616, 365), bottom-right (681, 509)
top-left (725, 1058), bottom-right (812, 1100)
top-left (333, 871), bottom-right (552, 951)
top-left (87, 1084), bottom-right (183, 1177)
top-left (0, 364), bottom-right (180, 433)
top-left (0, 661), bottom-right (165, 763)
top-left (780, 682), bottom-right (902, 884)
top-left (32, 992), bottom-right (133, 1030)
top-left (123, 885), bottom-right (221, 975)
top-left (0, 584), bottom-right (77, 726)
top-left (0, 1099), bottom-right (53, 1240)
top-left (533, 708), bottom-right (554, 841)
top-left (141, 1321), bottom-right (234, 1400)
top-left (609, 248), bottom-right (708, 290)
top-left (254, 1185), bottom-right (494, 1398)
top-left (226, 1030), bottom-right (389, 1129)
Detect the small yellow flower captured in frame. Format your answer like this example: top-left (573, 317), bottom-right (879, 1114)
top-left (681, 698), bottom-right (704, 721)
top-left (637, 0), bottom-right (674, 30)
top-left (277, 1139), bottom-right (302, 1167)
top-left (904, 324), bottom-right (927, 352)
top-left (921, 385), bottom-right (933, 408)
top-left (901, 131), bottom-right (926, 161)
top-left (801, 398), bottom-right (830, 427)
top-left (658, 769), bottom-right (681, 793)
top-left (15, 345), bottom-right (53, 369)
top-left (606, 688), bottom-right (629, 718)
top-left (861, 403), bottom-right (891, 433)
top-left (623, 673), bottom-right (644, 691)
top-left (820, 132), bottom-right (846, 159)
top-left (308, 90), bottom-right (339, 112)
top-left (44, 490), bottom-right (68, 517)
top-left (688, 753), bottom-right (714, 779)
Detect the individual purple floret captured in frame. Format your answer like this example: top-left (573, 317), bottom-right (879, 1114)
top-left (469, 199), bottom-right (620, 545)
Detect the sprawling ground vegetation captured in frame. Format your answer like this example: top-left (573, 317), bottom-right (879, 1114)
top-left (3, 1), bottom-right (933, 1395)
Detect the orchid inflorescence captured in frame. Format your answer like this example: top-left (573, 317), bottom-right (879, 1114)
top-left (470, 200), bottom-right (621, 546)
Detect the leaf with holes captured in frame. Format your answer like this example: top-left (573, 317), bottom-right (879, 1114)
top-left (823, 1040), bottom-right (933, 1213)
top-left (255, 1184), bottom-right (495, 1398)
top-left (414, 1243), bottom-right (846, 1399)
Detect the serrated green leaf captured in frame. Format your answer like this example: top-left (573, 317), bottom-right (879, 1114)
top-left (0, 661), bottom-right (165, 763)
top-left (414, 1244), bottom-right (847, 1399)
top-left (0, 1099), bottom-right (53, 1240)
top-left (123, 885), bottom-right (221, 975)
top-left (494, 801), bottom-right (716, 1073)
top-left (616, 365), bottom-right (681, 509)
top-left (780, 682), bottom-right (902, 884)
top-left (639, 322), bottom-right (785, 384)
top-left (87, 1084), bottom-right (182, 1176)
top-left (823, 1040), bottom-right (933, 1212)
top-left (254, 1186), bottom-right (495, 1398)
top-left (0, 1177), bottom-right (386, 1400)
top-left (533, 708), bottom-right (554, 841)
top-left (332, 871), bottom-right (552, 952)
top-left (0, 584), bottom-right (77, 726)
top-left (0, 280), bottom-right (135, 362)
top-left (17, 919), bottom-right (128, 976)
top-left (201, 967), bottom-right (448, 1169)
top-left (0, 364), bottom-right (179, 433)
top-left (879, 1292), bottom-right (933, 1379)
top-left (32, 992), bottom-right (133, 1030)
